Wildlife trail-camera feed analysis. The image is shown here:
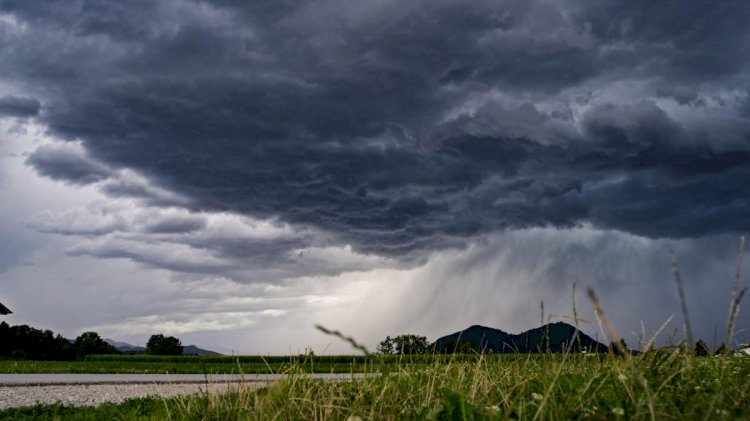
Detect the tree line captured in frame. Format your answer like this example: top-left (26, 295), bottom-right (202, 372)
top-left (376, 334), bottom-right (502, 355)
top-left (0, 321), bottom-right (183, 360)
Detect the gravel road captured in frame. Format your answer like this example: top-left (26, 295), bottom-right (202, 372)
top-left (0, 373), bottom-right (367, 409)
top-left (0, 382), bottom-right (255, 410)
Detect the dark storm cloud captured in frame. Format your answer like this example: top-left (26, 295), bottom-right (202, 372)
top-left (655, 86), bottom-right (699, 106)
top-left (26, 144), bottom-right (114, 185)
top-left (0, 96), bottom-right (39, 118)
top-left (739, 94), bottom-right (750, 119)
top-left (2, 0), bottom-right (750, 257)
top-left (579, 0), bottom-right (750, 80)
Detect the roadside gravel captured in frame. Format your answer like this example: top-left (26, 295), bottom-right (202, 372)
top-left (0, 382), bottom-right (261, 409)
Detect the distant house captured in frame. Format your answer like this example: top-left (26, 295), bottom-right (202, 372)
top-left (0, 301), bottom-right (11, 315)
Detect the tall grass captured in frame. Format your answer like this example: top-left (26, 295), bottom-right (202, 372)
top-left (168, 352), bottom-right (749, 420)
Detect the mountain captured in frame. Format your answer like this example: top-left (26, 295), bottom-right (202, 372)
top-left (506, 323), bottom-right (607, 353)
top-left (104, 339), bottom-right (222, 355)
top-left (182, 345), bottom-right (222, 356)
top-left (433, 322), bottom-right (607, 354)
top-left (104, 339), bottom-right (145, 354)
top-left (433, 325), bottom-right (511, 353)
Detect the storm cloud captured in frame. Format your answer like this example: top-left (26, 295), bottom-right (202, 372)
top-left (3, 0), bottom-right (748, 259)
top-left (1, 0), bottom-right (750, 351)
top-left (0, 96), bottom-right (39, 118)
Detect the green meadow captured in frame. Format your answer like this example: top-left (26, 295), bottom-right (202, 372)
top-left (2, 352), bottom-right (749, 420)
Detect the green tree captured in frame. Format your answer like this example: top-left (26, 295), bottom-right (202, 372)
top-left (146, 334), bottom-right (183, 355)
top-left (392, 334), bottom-right (430, 355)
top-left (377, 336), bottom-right (395, 355)
top-left (74, 331), bottom-right (120, 360)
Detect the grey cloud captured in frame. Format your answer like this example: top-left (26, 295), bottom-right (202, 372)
top-left (143, 215), bottom-right (206, 234)
top-left (656, 85), bottom-right (699, 105)
top-left (739, 94), bottom-right (750, 119)
top-left (29, 208), bottom-right (124, 236)
top-left (0, 226), bottom-right (36, 273)
top-left (581, 101), bottom-right (685, 151)
top-left (34, 201), bottom-right (389, 281)
top-left (99, 176), bottom-right (189, 208)
top-left (584, 168), bottom-right (750, 238)
top-left (0, 96), bottom-right (40, 118)
top-left (582, 0), bottom-right (750, 81)
top-left (26, 144), bottom-right (114, 185)
top-left (2, 0), bottom-right (749, 259)
top-left (64, 233), bottom-right (389, 282)
top-left (66, 239), bottom-right (237, 275)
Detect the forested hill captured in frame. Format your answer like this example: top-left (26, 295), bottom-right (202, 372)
top-left (433, 322), bottom-right (607, 353)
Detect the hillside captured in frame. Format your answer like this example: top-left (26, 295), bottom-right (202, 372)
top-left (433, 322), bottom-right (607, 353)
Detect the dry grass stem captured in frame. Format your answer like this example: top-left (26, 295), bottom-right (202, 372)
top-left (726, 287), bottom-right (747, 349)
top-left (726, 235), bottom-right (746, 348)
top-left (315, 325), bottom-right (371, 355)
top-left (669, 246), bottom-right (694, 347)
top-left (642, 315), bottom-right (674, 353)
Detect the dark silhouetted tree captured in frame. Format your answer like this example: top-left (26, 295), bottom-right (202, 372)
top-left (0, 322), bottom-right (76, 360)
top-left (608, 338), bottom-right (628, 357)
top-left (146, 334), bottom-right (183, 355)
top-left (715, 343), bottom-right (728, 355)
top-left (695, 340), bottom-right (710, 356)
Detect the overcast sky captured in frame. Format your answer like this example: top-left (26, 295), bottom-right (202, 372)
top-left (1, 0), bottom-right (749, 353)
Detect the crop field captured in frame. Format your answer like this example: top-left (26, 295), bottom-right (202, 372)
top-left (2, 351), bottom-right (748, 420)
top-left (0, 354), bottom-right (505, 374)
top-left (0, 354), bottom-right (596, 374)
top-left (0, 355), bottom-right (359, 375)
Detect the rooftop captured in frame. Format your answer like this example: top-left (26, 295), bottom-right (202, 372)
top-left (0, 302), bottom-right (11, 315)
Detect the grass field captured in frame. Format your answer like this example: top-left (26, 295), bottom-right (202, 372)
top-left (2, 351), bottom-right (748, 420)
